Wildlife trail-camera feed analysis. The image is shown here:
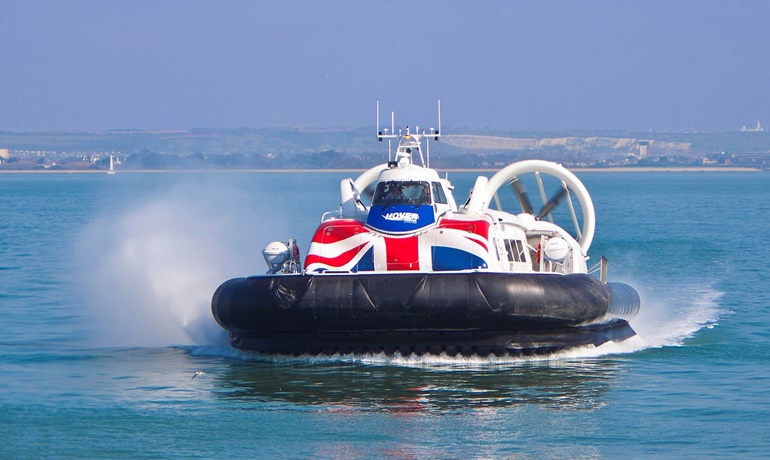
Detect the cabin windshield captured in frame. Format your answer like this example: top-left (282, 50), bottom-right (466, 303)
top-left (372, 181), bottom-right (432, 206)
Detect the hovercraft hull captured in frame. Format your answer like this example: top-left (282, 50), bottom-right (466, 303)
top-left (211, 272), bottom-right (640, 355)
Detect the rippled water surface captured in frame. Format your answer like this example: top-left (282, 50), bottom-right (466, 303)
top-left (1, 171), bottom-right (769, 458)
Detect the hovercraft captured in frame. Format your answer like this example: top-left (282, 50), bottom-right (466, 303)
top-left (212, 103), bottom-right (640, 356)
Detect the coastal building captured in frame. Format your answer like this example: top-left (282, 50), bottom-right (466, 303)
top-left (638, 141), bottom-right (649, 159)
top-left (0, 148), bottom-right (9, 160)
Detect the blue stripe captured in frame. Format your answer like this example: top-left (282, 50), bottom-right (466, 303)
top-left (352, 247), bottom-right (375, 272)
top-left (431, 246), bottom-right (488, 271)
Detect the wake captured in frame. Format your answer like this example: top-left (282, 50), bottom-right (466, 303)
top-left (186, 283), bottom-right (724, 367)
top-left (557, 283), bottom-right (723, 359)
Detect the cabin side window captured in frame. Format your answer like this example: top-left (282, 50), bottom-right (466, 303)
top-left (432, 182), bottom-right (447, 204)
top-left (504, 239), bottom-right (526, 263)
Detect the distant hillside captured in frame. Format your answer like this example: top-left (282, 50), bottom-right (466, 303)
top-left (453, 128), bottom-right (770, 154)
top-left (442, 134), bottom-right (691, 156)
top-left (1, 127), bottom-right (770, 170)
top-left (2, 127), bottom-right (769, 156)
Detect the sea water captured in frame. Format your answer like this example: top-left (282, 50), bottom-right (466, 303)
top-left (1, 170), bottom-right (769, 458)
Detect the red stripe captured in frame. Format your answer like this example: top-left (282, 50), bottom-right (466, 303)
top-left (311, 220), bottom-right (368, 244)
top-left (463, 235), bottom-right (488, 252)
top-left (304, 242), bottom-right (369, 269)
top-left (385, 235), bottom-right (419, 271)
top-left (437, 218), bottom-right (490, 240)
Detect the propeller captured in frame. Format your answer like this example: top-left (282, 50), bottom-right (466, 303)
top-left (510, 178), bottom-right (534, 215)
top-left (536, 186), bottom-right (569, 220)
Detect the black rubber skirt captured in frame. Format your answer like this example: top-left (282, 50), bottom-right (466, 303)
top-left (211, 272), bottom-right (640, 355)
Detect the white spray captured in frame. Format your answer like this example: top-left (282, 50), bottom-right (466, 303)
top-left (77, 177), bottom-right (284, 348)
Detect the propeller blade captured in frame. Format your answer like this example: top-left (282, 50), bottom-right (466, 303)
top-left (536, 187), bottom-right (569, 220)
top-left (511, 178), bottom-right (534, 215)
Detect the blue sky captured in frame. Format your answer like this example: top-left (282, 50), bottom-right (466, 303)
top-left (1, 0), bottom-right (769, 132)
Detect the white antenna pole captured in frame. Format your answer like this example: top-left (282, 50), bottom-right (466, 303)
top-left (417, 132), bottom-right (425, 165)
top-left (376, 100), bottom-right (380, 136)
top-left (388, 139), bottom-right (392, 162)
top-left (391, 112), bottom-right (395, 135)
top-left (437, 99), bottom-right (441, 136)
top-left (427, 138), bottom-right (430, 168)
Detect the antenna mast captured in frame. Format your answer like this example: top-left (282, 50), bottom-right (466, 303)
top-left (377, 102), bottom-right (400, 161)
top-left (428, 99), bottom-right (442, 168)
top-left (376, 100), bottom-right (442, 167)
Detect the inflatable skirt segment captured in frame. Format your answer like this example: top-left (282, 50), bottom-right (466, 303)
top-left (211, 273), bottom-right (640, 356)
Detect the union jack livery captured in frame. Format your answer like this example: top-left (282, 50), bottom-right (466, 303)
top-left (305, 214), bottom-right (492, 273)
top-left (211, 102), bottom-right (641, 356)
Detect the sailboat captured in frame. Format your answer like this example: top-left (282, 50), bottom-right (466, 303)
top-left (107, 155), bottom-right (116, 175)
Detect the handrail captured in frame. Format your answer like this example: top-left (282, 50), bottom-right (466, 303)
top-left (321, 211), bottom-right (341, 222)
top-left (588, 256), bottom-right (608, 282)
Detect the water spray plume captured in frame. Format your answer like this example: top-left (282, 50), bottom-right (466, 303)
top-left (77, 179), bottom-right (283, 348)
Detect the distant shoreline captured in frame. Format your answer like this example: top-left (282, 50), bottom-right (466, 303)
top-left (0, 166), bottom-right (762, 174)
